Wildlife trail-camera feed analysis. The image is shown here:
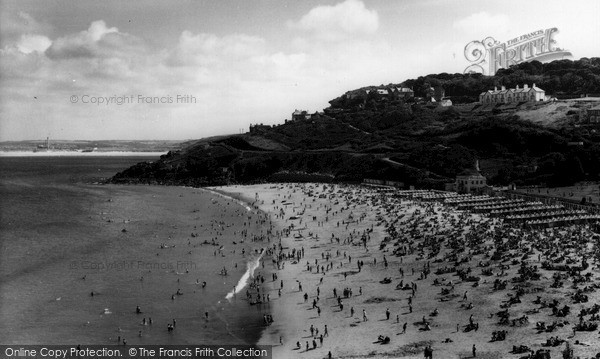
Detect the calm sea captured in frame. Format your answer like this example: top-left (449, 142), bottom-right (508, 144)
top-left (0, 156), bottom-right (271, 345)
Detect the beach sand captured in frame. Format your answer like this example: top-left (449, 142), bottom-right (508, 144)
top-left (3, 157), bottom-right (599, 359)
top-left (216, 183), bottom-right (600, 359)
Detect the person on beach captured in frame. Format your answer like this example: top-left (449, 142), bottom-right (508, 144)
top-left (472, 344), bottom-right (476, 357)
top-left (363, 309), bottom-right (368, 322)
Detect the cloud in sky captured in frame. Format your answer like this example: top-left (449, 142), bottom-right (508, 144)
top-left (46, 20), bottom-right (141, 60)
top-left (0, 10), bottom-right (48, 46)
top-left (288, 0), bottom-right (379, 42)
top-left (0, 0), bottom-right (598, 141)
top-left (16, 34), bottom-right (51, 54)
top-left (1, 1), bottom-right (402, 141)
top-left (168, 31), bottom-right (268, 68)
top-left (453, 11), bottom-right (511, 37)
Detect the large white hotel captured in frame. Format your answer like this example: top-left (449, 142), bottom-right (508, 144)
top-left (479, 84), bottom-right (546, 104)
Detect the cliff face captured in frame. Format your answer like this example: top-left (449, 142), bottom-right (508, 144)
top-left (111, 59), bottom-right (600, 188)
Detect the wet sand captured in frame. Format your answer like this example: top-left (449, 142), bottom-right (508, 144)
top-left (3, 159), bottom-right (599, 358)
top-left (216, 183), bottom-right (600, 359)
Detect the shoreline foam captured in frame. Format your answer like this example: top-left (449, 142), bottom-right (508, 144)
top-left (226, 251), bottom-right (265, 301)
top-left (0, 158), bottom-right (274, 346)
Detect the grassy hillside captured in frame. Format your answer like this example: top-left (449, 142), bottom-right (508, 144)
top-left (111, 58), bottom-right (600, 189)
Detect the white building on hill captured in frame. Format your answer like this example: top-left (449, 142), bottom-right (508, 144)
top-left (479, 84), bottom-right (545, 104)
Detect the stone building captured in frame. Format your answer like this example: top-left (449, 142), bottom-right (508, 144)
top-left (455, 160), bottom-right (487, 193)
top-left (479, 84), bottom-right (545, 104)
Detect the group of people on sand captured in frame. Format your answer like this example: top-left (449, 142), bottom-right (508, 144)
top-left (251, 183), bottom-right (600, 358)
top-left (111, 184), bottom-right (600, 357)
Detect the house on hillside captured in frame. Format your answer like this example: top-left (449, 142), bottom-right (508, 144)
top-left (479, 84), bottom-right (546, 104)
top-left (454, 160), bottom-right (487, 194)
top-left (291, 109), bottom-right (311, 121)
top-left (249, 123), bottom-right (271, 133)
top-left (395, 87), bottom-right (414, 99)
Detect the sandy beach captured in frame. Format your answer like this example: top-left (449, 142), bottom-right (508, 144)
top-left (3, 156), bottom-right (599, 359)
top-left (216, 183), bottom-right (600, 359)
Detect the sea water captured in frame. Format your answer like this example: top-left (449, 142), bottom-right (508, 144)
top-left (0, 156), bottom-right (272, 345)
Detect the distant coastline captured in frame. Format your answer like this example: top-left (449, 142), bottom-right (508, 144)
top-left (0, 151), bottom-right (167, 157)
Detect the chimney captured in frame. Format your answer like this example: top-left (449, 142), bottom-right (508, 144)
top-left (524, 84), bottom-right (529, 89)
top-left (494, 86), bottom-right (497, 91)
top-left (501, 85), bottom-right (506, 91)
top-left (532, 83), bottom-right (536, 88)
top-left (516, 85), bottom-right (519, 90)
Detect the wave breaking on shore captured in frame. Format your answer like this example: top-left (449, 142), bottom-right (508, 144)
top-left (204, 188), bottom-right (253, 212)
top-left (225, 252), bottom-right (264, 301)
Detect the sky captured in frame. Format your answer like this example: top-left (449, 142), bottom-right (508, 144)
top-left (1, 0), bottom-right (599, 141)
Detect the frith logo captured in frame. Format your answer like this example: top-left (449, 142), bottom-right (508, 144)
top-left (464, 28), bottom-right (572, 75)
